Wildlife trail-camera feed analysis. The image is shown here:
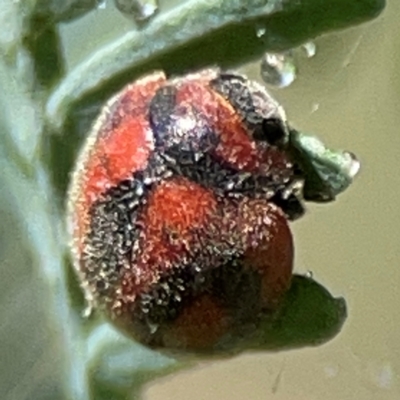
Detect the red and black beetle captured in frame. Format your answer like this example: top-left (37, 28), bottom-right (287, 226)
top-left (68, 68), bottom-right (305, 352)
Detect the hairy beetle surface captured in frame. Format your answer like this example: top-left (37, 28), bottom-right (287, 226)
top-left (68, 68), bottom-right (304, 352)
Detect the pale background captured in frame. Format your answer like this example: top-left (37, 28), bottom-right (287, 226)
top-left (1, 1), bottom-right (399, 399)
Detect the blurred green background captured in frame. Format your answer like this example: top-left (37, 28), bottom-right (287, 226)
top-left (1, 0), bottom-right (399, 399)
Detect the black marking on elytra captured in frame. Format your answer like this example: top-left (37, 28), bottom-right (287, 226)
top-left (82, 176), bottom-right (147, 300)
top-left (162, 146), bottom-right (304, 219)
top-left (149, 84), bottom-right (219, 155)
top-left (210, 71), bottom-right (288, 147)
top-left (210, 257), bottom-right (263, 324)
top-left (138, 259), bottom-right (205, 324)
top-left (164, 149), bottom-right (295, 203)
top-left (136, 227), bottom-right (235, 326)
top-left (81, 152), bottom-right (169, 302)
top-left (149, 85), bottom-right (178, 146)
top-left (134, 254), bottom-right (264, 347)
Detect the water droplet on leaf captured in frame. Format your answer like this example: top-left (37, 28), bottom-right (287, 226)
top-left (305, 270), bottom-right (314, 279)
top-left (148, 322), bottom-right (159, 334)
top-left (256, 27), bottom-right (266, 38)
top-left (342, 151), bottom-right (361, 179)
top-left (311, 103), bottom-right (320, 113)
top-left (302, 41), bottom-right (317, 58)
top-left (83, 304), bottom-right (94, 318)
top-left (114, 0), bottom-right (158, 21)
top-left (97, 0), bottom-right (107, 9)
top-left (260, 52), bottom-right (297, 88)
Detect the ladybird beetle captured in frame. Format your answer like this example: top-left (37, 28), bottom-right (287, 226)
top-left (67, 68), bottom-right (305, 352)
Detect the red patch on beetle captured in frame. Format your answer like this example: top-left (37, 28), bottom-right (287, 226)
top-left (84, 117), bottom-right (151, 201)
top-left (119, 177), bottom-right (218, 298)
top-left (239, 201), bottom-right (293, 308)
top-left (69, 72), bottom-right (166, 254)
top-left (81, 72), bottom-right (166, 202)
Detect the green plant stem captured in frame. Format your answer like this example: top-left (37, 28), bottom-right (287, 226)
top-left (45, 0), bottom-right (385, 130)
top-left (0, 58), bottom-right (92, 400)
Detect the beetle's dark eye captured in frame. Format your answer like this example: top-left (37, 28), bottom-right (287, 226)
top-left (253, 117), bottom-right (287, 146)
